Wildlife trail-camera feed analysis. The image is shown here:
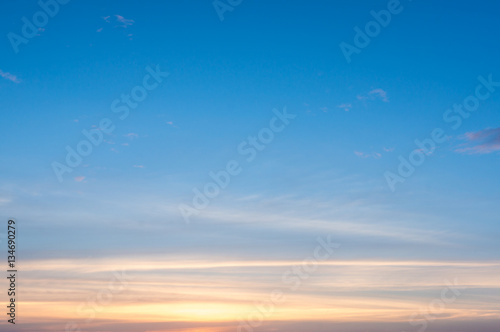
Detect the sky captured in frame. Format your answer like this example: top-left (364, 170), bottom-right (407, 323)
top-left (1, 0), bottom-right (500, 331)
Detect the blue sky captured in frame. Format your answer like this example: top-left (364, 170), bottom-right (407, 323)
top-left (1, 0), bottom-right (500, 331)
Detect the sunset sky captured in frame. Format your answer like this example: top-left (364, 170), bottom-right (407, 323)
top-left (1, 0), bottom-right (500, 331)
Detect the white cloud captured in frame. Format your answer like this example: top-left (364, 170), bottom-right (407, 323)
top-left (369, 88), bottom-right (389, 102)
top-left (115, 15), bottom-right (134, 28)
top-left (0, 69), bottom-right (20, 83)
top-left (337, 103), bottom-right (352, 111)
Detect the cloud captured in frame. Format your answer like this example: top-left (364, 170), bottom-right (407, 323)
top-left (369, 88), bottom-right (389, 102)
top-left (0, 69), bottom-right (21, 83)
top-left (125, 133), bottom-right (139, 139)
top-left (383, 147), bottom-right (394, 152)
top-left (133, 165), bottom-right (144, 168)
top-left (456, 127), bottom-right (500, 154)
top-left (357, 89), bottom-right (389, 103)
top-left (74, 176), bottom-right (85, 182)
top-left (0, 197), bottom-right (12, 205)
top-left (337, 103), bottom-right (352, 112)
top-left (354, 151), bottom-right (381, 159)
top-left (115, 15), bottom-right (134, 28)
top-left (19, 253), bottom-right (499, 330)
top-left (166, 121), bottom-right (179, 128)
top-left (415, 147), bottom-right (435, 155)
top-left (102, 15), bottom-right (134, 30)
top-left (354, 151), bottom-right (364, 157)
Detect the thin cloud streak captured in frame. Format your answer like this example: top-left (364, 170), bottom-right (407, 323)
top-left (0, 69), bottom-right (21, 83)
top-left (456, 127), bottom-right (500, 154)
top-left (369, 88), bottom-right (389, 102)
top-left (115, 14), bottom-right (135, 28)
top-left (21, 257), bottom-right (500, 273)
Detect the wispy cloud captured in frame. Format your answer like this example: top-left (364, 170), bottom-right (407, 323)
top-left (74, 176), bottom-right (85, 182)
top-left (0, 69), bottom-right (21, 83)
top-left (357, 89), bottom-right (389, 103)
top-left (115, 15), bottom-right (134, 28)
top-left (337, 103), bottom-right (352, 112)
top-left (18, 254), bottom-right (499, 330)
top-left (100, 15), bottom-right (134, 31)
top-left (0, 197), bottom-right (12, 205)
top-left (166, 121), bottom-right (179, 128)
top-left (125, 133), bottom-right (139, 139)
top-left (456, 127), bottom-right (500, 154)
top-left (368, 88), bottom-right (389, 102)
top-left (354, 151), bottom-right (381, 159)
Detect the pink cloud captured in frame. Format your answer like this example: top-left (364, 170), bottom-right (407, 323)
top-left (0, 69), bottom-right (20, 83)
top-left (74, 176), bottom-right (85, 182)
top-left (456, 127), bottom-right (500, 154)
top-left (415, 148), bottom-right (435, 155)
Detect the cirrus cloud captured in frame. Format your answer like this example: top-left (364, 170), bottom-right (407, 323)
top-left (455, 127), bottom-right (500, 154)
top-left (0, 69), bottom-right (21, 83)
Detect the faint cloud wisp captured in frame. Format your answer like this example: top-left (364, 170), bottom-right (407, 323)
top-left (456, 127), bottom-right (500, 154)
top-left (0, 69), bottom-right (21, 83)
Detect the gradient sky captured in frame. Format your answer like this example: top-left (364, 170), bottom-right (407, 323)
top-left (1, 0), bottom-right (500, 331)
